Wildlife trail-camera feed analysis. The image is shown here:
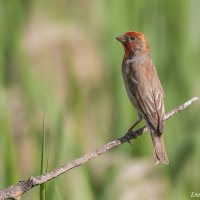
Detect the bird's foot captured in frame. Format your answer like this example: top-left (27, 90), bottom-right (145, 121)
top-left (124, 129), bottom-right (138, 145)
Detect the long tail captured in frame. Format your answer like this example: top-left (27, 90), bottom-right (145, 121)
top-left (150, 132), bottom-right (169, 165)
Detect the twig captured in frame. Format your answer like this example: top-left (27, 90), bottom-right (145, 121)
top-left (0, 97), bottom-right (198, 200)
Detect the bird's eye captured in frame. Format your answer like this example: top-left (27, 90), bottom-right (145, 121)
top-left (130, 36), bottom-right (136, 41)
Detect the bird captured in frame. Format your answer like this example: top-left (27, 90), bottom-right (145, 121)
top-left (116, 31), bottom-right (169, 164)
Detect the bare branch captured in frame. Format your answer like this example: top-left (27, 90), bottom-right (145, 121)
top-left (0, 97), bottom-right (198, 200)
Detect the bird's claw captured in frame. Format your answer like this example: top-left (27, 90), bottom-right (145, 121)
top-left (125, 130), bottom-right (137, 146)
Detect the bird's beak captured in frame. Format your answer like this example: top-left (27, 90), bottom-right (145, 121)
top-left (116, 35), bottom-right (126, 43)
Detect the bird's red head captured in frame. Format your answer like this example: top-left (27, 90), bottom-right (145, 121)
top-left (116, 31), bottom-right (150, 56)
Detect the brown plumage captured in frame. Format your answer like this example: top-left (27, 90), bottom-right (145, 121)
top-left (116, 31), bottom-right (169, 164)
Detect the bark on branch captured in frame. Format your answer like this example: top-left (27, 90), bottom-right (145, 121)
top-left (0, 97), bottom-right (198, 200)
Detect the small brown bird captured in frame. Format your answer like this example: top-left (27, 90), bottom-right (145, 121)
top-left (116, 31), bottom-right (169, 164)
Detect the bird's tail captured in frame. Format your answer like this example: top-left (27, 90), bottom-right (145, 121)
top-left (150, 132), bottom-right (169, 165)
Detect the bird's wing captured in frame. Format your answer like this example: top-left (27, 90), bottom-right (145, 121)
top-left (127, 60), bottom-right (165, 134)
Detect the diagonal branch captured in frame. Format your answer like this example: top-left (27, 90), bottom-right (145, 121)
top-left (0, 97), bottom-right (198, 200)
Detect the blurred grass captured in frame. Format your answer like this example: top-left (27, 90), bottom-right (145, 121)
top-left (0, 0), bottom-right (200, 199)
top-left (39, 114), bottom-right (48, 200)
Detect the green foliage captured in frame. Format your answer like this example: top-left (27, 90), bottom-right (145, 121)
top-left (0, 0), bottom-right (200, 199)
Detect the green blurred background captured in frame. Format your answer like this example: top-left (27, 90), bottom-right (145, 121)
top-left (0, 0), bottom-right (200, 199)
